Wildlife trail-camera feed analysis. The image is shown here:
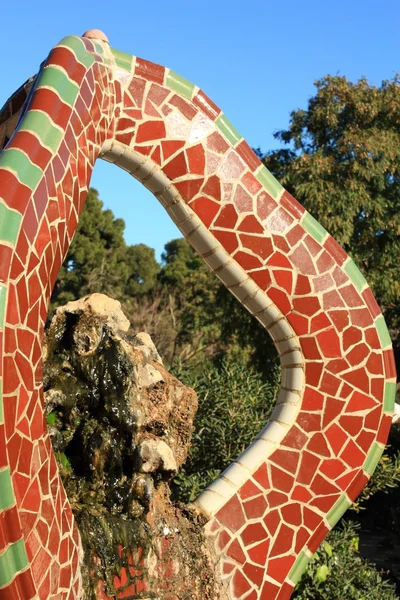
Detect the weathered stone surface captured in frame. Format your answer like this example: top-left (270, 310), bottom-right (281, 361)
top-left (138, 439), bottom-right (178, 474)
top-left (55, 292), bottom-right (131, 332)
top-left (136, 362), bottom-right (165, 388)
top-left (43, 294), bottom-right (221, 600)
top-left (133, 331), bottom-right (164, 364)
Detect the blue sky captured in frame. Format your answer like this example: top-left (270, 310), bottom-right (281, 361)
top-left (1, 0), bottom-right (399, 260)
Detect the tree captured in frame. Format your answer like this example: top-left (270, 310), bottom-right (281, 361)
top-left (123, 244), bottom-right (160, 297)
top-left (52, 189), bottom-right (160, 307)
top-left (158, 239), bottom-right (222, 363)
top-left (52, 189), bottom-right (127, 305)
top-left (262, 75), bottom-right (400, 352)
top-left (159, 238), bottom-right (205, 287)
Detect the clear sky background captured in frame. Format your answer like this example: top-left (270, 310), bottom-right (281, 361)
top-left (1, 0), bottom-right (399, 260)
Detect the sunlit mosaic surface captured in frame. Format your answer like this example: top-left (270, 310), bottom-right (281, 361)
top-left (0, 30), bottom-right (396, 600)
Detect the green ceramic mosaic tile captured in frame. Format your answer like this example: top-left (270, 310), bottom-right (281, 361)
top-left (383, 381), bottom-right (396, 413)
top-left (166, 70), bottom-right (195, 99)
top-left (0, 538), bottom-right (28, 587)
top-left (20, 111), bottom-right (63, 152)
top-left (215, 114), bottom-right (242, 146)
top-left (375, 315), bottom-right (392, 349)
top-left (60, 36), bottom-right (95, 69)
top-left (0, 468), bottom-right (15, 510)
top-left (326, 494), bottom-right (351, 527)
top-left (0, 203), bottom-right (21, 245)
top-left (111, 48), bottom-right (133, 71)
top-left (302, 212), bottom-right (327, 244)
top-left (255, 165), bottom-right (283, 200)
top-left (363, 442), bottom-right (384, 475)
top-left (0, 149), bottom-right (42, 190)
top-left (93, 42), bottom-right (105, 55)
top-left (38, 66), bottom-right (79, 107)
top-left (289, 551), bottom-right (310, 585)
top-left (344, 259), bottom-right (367, 292)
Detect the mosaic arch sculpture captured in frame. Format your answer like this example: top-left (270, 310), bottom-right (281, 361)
top-left (0, 29), bottom-right (396, 600)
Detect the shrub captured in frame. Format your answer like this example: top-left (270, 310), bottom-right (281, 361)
top-left (293, 521), bottom-right (397, 599)
top-left (172, 358), bottom-right (280, 503)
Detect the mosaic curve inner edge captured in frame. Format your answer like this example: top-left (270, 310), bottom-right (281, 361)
top-left (0, 29), bottom-right (396, 600)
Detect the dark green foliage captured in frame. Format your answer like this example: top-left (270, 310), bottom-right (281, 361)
top-left (123, 243), bottom-right (160, 296)
top-left (52, 188), bottom-right (126, 304)
top-left (171, 359), bottom-right (280, 503)
top-left (158, 238), bottom-right (223, 362)
top-left (293, 522), bottom-right (397, 599)
top-left (216, 285), bottom-right (280, 376)
top-left (353, 448), bottom-right (400, 510)
top-left (159, 238), bottom-right (206, 287)
top-left (52, 188), bottom-right (159, 307)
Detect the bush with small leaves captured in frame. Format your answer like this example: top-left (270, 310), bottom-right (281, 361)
top-left (293, 522), bottom-right (397, 599)
top-left (172, 358), bottom-right (280, 503)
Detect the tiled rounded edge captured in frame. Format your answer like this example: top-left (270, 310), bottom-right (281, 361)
top-left (100, 140), bottom-right (306, 519)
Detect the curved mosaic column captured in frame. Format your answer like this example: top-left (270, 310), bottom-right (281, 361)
top-left (0, 30), bottom-right (396, 600)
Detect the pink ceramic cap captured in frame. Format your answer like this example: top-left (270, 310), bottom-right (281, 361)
top-left (82, 29), bottom-right (109, 43)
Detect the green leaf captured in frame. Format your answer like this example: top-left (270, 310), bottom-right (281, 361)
top-left (316, 564), bottom-right (330, 582)
top-left (46, 411), bottom-right (58, 426)
top-left (323, 542), bottom-right (334, 557)
top-left (350, 536), bottom-right (359, 552)
top-left (56, 452), bottom-right (72, 471)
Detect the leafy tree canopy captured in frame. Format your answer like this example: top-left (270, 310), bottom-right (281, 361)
top-left (159, 238), bottom-right (206, 287)
top-left (52, 189), bottom-right (159, 306)
top-left (123, 244), bottom-right (160, 297)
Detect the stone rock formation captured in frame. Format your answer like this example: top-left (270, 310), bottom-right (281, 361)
top-left (43, 294), bottom-right (221, 599)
